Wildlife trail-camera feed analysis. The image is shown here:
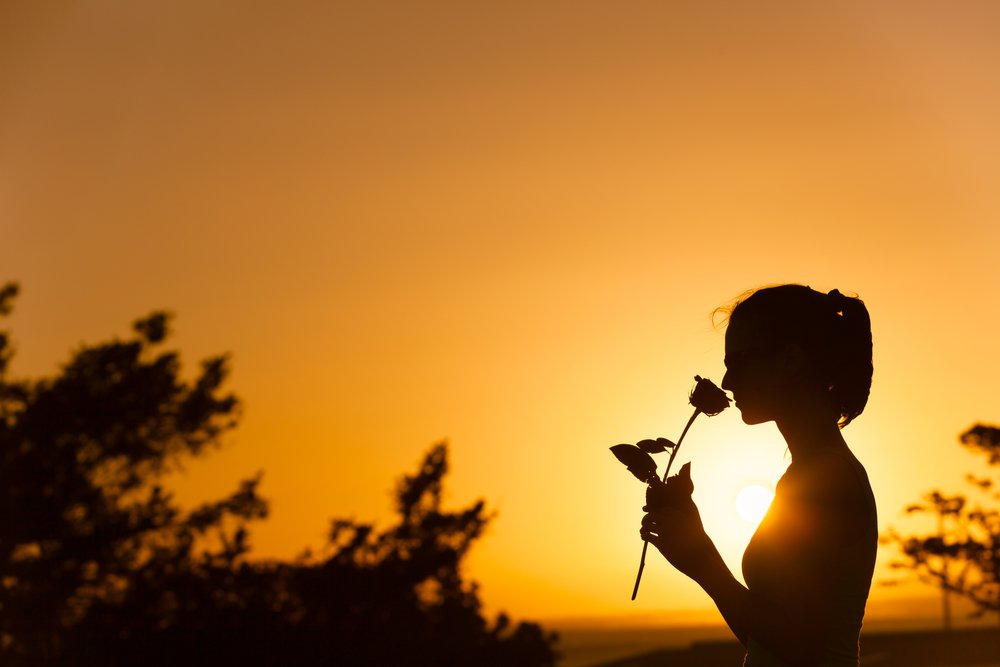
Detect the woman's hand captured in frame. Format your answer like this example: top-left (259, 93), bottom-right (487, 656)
top-left (640, 463), bottom-right (717, 581)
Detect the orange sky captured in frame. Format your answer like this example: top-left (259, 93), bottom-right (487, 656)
top-left (2, 1), bottom-right (1000, 623)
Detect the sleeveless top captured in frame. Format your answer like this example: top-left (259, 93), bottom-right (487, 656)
top-left (741, 447), bottom-right (877, 666)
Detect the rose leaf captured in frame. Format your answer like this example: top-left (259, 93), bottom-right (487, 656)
top-left (610, 444), bottom-right (658, 483)
top-left (656, 437), bottom-right (677, 450)
top-left (636, 438), bottom-right (666, 454)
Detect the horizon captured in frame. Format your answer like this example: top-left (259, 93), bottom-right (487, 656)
top-left (538, 591), bottom-right (984, 628)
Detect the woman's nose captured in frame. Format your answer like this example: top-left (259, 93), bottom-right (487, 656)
top-left (721, 369), bottom-right (732, 391)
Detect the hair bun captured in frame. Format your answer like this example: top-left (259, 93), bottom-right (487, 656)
top-left (827, 289), bottom-right (848, 315)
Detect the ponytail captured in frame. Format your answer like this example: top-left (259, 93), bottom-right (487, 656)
top-left (826, 289), bottom-right (873, 428)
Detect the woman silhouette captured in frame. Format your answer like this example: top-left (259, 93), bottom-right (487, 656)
top-left (640, 285), bottom-right (877, 666)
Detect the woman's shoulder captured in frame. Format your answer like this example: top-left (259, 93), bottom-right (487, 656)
top-left (780, 446), bottom-right (876, 547)
top-left (787, 446), bottom-right (872, 502)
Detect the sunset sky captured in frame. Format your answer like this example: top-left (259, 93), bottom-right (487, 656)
top-left (3, 1), bottom-right (999, 624)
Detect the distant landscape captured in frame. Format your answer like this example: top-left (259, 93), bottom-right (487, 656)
top-left (550, 598), bottom-right (999, 667)
top-left (588, 627), bottom-right (999, 667)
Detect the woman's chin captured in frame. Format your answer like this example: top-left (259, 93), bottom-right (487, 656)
top-left (737, 406), bottom-right (769, 425)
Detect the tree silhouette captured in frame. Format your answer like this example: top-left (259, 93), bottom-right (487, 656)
top-left (280, 442), bottom-right (559, 667)
top-left (882, 424), bottom-right (1000, 624)
top-left (0, 283), bottom-right (558, 666)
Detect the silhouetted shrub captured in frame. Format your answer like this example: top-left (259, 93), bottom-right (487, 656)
top-left (882, 424), bottom-right (1000, 621)
top-left (0, 283), bottom-right (558, 666)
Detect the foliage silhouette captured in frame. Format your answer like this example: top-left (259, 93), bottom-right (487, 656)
top-left (882, 424), bottom-right (1000, 621)
top-left (0, 283), bottom-right (558, 666)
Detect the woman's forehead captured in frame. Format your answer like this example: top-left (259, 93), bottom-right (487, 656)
top-left (725, 315), bottom-right (771, 351)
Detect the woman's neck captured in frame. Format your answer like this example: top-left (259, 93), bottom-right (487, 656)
top-left (775, 395), bottom-right (846, 461)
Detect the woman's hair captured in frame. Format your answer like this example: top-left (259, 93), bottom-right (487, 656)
top-left (717, 284), bottom-right (873, 428)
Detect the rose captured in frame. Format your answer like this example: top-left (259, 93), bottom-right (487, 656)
top-left (610, 376), bottom-right (730, 487)
top-left (609, 375), bottom-right (730, 600)
top-left (689, 374), bottom-right (731, 416)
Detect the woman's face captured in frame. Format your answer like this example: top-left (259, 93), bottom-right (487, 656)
top-left (721, 314), bottom-right (792, 425)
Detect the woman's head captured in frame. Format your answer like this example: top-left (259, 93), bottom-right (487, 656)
top-left (718, 284), bottom-right (872, 429)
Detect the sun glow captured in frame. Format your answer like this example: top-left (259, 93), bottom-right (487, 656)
top-left (734, 485), bottom-right (774, 524)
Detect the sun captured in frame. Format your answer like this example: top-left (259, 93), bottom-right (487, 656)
top-left (734, 484), bottom-right (774, 524)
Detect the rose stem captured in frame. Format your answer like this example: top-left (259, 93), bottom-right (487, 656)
top-left (631, 407), bottom-right (701, 601)
top-left (662, 408), bottom-right (700, 481)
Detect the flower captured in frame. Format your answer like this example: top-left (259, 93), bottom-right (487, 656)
top-left (610, 374), bottom-right (729, 600)
top-left (689, 375), bottom-right (730, 416)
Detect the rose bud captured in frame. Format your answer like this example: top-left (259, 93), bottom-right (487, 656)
top-left (689, 375), bottom-right (731, 416)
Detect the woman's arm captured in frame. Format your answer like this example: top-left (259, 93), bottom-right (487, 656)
top-left (693, 546), bottom-right (828, 663)
top-left (642, 508), bottom-right (825, 660)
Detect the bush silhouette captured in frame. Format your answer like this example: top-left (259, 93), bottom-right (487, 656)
top-left (0, 283), bottom-right (558, 666)
top-left (882, 424), bottom-right (1000, 623)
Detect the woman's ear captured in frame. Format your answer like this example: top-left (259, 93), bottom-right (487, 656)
top-left (778, 342), bottom-right (807, 376)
